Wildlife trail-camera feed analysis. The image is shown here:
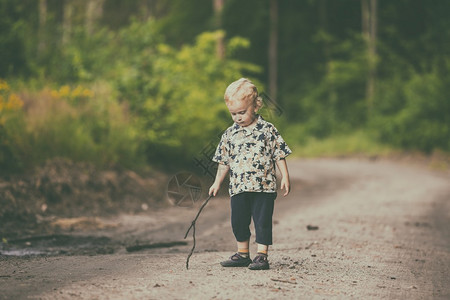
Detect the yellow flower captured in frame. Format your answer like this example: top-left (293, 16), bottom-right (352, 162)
top-left (50, 85), bottom-right (93, 102)
top-left (51, 90), bottom-right (60, 99)
top-left (6, 94), bottom-right (24, 110)
top-left (0, 79), bottom-right (10, 92)
top-left (71, 85), bottom-right (93, 99)
top-left (81, 88), bottom-right (93, 98)
top-left (59, 85), bottom-right (71, 98)
top-left (72, 87), bottom-right (79, 97)
top-left (0, 95), bottom-right (4, 112)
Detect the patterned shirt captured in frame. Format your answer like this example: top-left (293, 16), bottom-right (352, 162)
top-left (213, 115), bottom-right (292, 196)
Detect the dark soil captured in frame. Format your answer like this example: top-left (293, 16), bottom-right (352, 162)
top-left (0, 158), bottom-right (168, 239)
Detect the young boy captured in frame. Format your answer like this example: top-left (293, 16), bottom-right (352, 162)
top-left (209, 78), bottom-right (291, 270)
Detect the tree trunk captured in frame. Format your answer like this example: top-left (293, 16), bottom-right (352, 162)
top-left (38, 0), bottom-right (47, 57)
top-left (213, 0), bottom-right (225, 59)
top-left (319, 0), bottom-right (329, 58)
top-left (361, 0), bottom-right (369, 39)
top-left (362, 0), bottom-right (377, 115)
top-left (268, 0), bottom-right (278, 100)
top-left (140, 0), bottom-right (151, 20)
top-left (367, 0), bottom-right (377, 110)
top-left (62, 0), bottom-right (73, 45)
top-left (319, 0), bottom-right (336, 128)
top-left (85, 0), bottom-right (105, 36)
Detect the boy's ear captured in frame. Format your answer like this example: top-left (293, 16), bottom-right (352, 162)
top-left (255, 96), bottom-right (263, 110)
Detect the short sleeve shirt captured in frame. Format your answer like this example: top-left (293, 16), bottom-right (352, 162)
top-left (213, 115), bottom-right (292, 196)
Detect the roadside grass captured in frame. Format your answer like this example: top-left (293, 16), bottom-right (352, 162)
top-left (286, 129), bottom-right (450, 172)
top-left (288, 130), bottom-right (395, 158)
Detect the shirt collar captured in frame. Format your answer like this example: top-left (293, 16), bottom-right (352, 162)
top-left (231, 115), bottom-right (265, 135)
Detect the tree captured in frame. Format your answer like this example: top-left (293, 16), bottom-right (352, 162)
top-left (318, 0), bottom-right (336, 126)
top-left (85, 0), bottom-right (106, 36)
top-left (268, 0), bottom-right (278, 99)
top-left (38, 0), bottom-right (47, 57)
top-left (213, 0), bottom-right (225, 59)
top-left (151, 0), bottom-right (213, 47)
top-left (0, 0), bottom-right (32, 76)
top-left (362, 0), bottom-right (377, 115)
top-left (62, 0), bottom-right (74, 45)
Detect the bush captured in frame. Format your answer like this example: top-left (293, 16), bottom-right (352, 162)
top-left (373, 69), bottom-right (450, 153)
top-left (115, 28), bottom-right (262, 167)
top-left (0, 81), bottom-right (145, 173)
top-left (0, 79), bottom-right (27, 174)
top-left (2, 20), bottom-right (263, 172)
top-left (284, 35), bottom-right (369, 139)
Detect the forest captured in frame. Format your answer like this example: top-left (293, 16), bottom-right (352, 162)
top-left (1, 0), bottom-right (449, 175)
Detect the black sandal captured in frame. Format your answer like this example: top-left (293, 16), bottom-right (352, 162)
top-left (248, 254), bottom-right (269, 270)
top-left (220, 253), bottom-right (252, 267)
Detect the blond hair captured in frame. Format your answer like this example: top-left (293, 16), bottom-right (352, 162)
top-left (224, 78), bottom-right (262, 109)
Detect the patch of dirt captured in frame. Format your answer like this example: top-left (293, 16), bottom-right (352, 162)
top-left (1, 234), bottom-right (117, 256)
top-left (0, 158), bottom-right (168, 239)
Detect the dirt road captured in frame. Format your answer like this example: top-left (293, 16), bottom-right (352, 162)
top-left (1, 158), bottom-right (449, 299)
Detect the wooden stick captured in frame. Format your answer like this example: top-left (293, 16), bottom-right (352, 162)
top-left (184, 195), bottom-right (213, 269)
top-left (271, 278), bottom-right (297, 284)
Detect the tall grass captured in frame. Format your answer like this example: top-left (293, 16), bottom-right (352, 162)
top-left (0, 81), bottom-right (145, 174)
top-left (285, 126), bottom-right (394, 158)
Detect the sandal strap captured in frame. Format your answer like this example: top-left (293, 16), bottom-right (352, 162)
top-left (231, 253), bottom-right (245, 260)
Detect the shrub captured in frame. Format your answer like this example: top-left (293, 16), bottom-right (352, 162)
top-left (0, 79), bottom-right (26, 174)
top-left (1, 81), bottom-right (145, 173)
top-left (373, 69), bottom-right (450, 152)
top-left (115, 28), bottom-right (262, 167)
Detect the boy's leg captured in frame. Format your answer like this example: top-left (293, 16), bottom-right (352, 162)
top-left (237, 240), bottom-right (250, 257)
top-left (257, 243), bottom-right (268, 255)
top-left (220, 193), bottom-right (252, 267)
top-left (230, 192), bottom-right (252, 244)
top-left (248, 192), bottom-right (276, 270)
top-left (252, 192), bottom-right (276, 246)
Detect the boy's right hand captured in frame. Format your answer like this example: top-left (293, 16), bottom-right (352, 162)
top-left (209, 183), bottom-right (220, 197)
top-left (209, 163), bottom-right (229, 197)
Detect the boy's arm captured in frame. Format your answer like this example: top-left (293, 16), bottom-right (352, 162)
top-left (209, 163), bottom-right (230, 196)
top-left (276, 158), bottom-right (290, 196)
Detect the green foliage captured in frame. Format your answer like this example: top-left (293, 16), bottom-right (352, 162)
top-left (115, 28), bottom-right (261, 166)
top-left (285, 127), bottom-right (392, 158)
top-left (0, 0), bottom-right (34, 77)
top-left (43, 26), bottom-right (118, 83)
top-left (1, 0), bottom-right (450, 171)
top-left (44, 84), bottom-right (143, 168)
top-left (1, 17), bottom-right (261, 172)
top-left (0, 79), bottom-right (26, 173)
top-left (0, 113), bottom-right (27, 174)
top-left (1, 82), bottom-right (144, 173)
top-left (373, 67), bottom-right (450, 153)
top-left (284, 35), bottom-right (369, 138)
top-left (113, 18), bottom-right (165, 112)
top-left (153, 0), bottom-right (213, 46)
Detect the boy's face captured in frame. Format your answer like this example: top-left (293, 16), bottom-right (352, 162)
top-left (226, 100), bottom-right (258, 127)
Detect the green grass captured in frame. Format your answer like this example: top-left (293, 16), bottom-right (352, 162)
top-left (288, 130), bottom-right (394, 158)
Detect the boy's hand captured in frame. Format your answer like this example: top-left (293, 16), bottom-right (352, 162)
top-left (276, 159), bottom-right (290, 197)
top-left (280, 177), bottom-right (290, 197)
top-left (209, 163), bottom-right (229, 197)
top-left (209, 183), bottom-right (220, 197)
